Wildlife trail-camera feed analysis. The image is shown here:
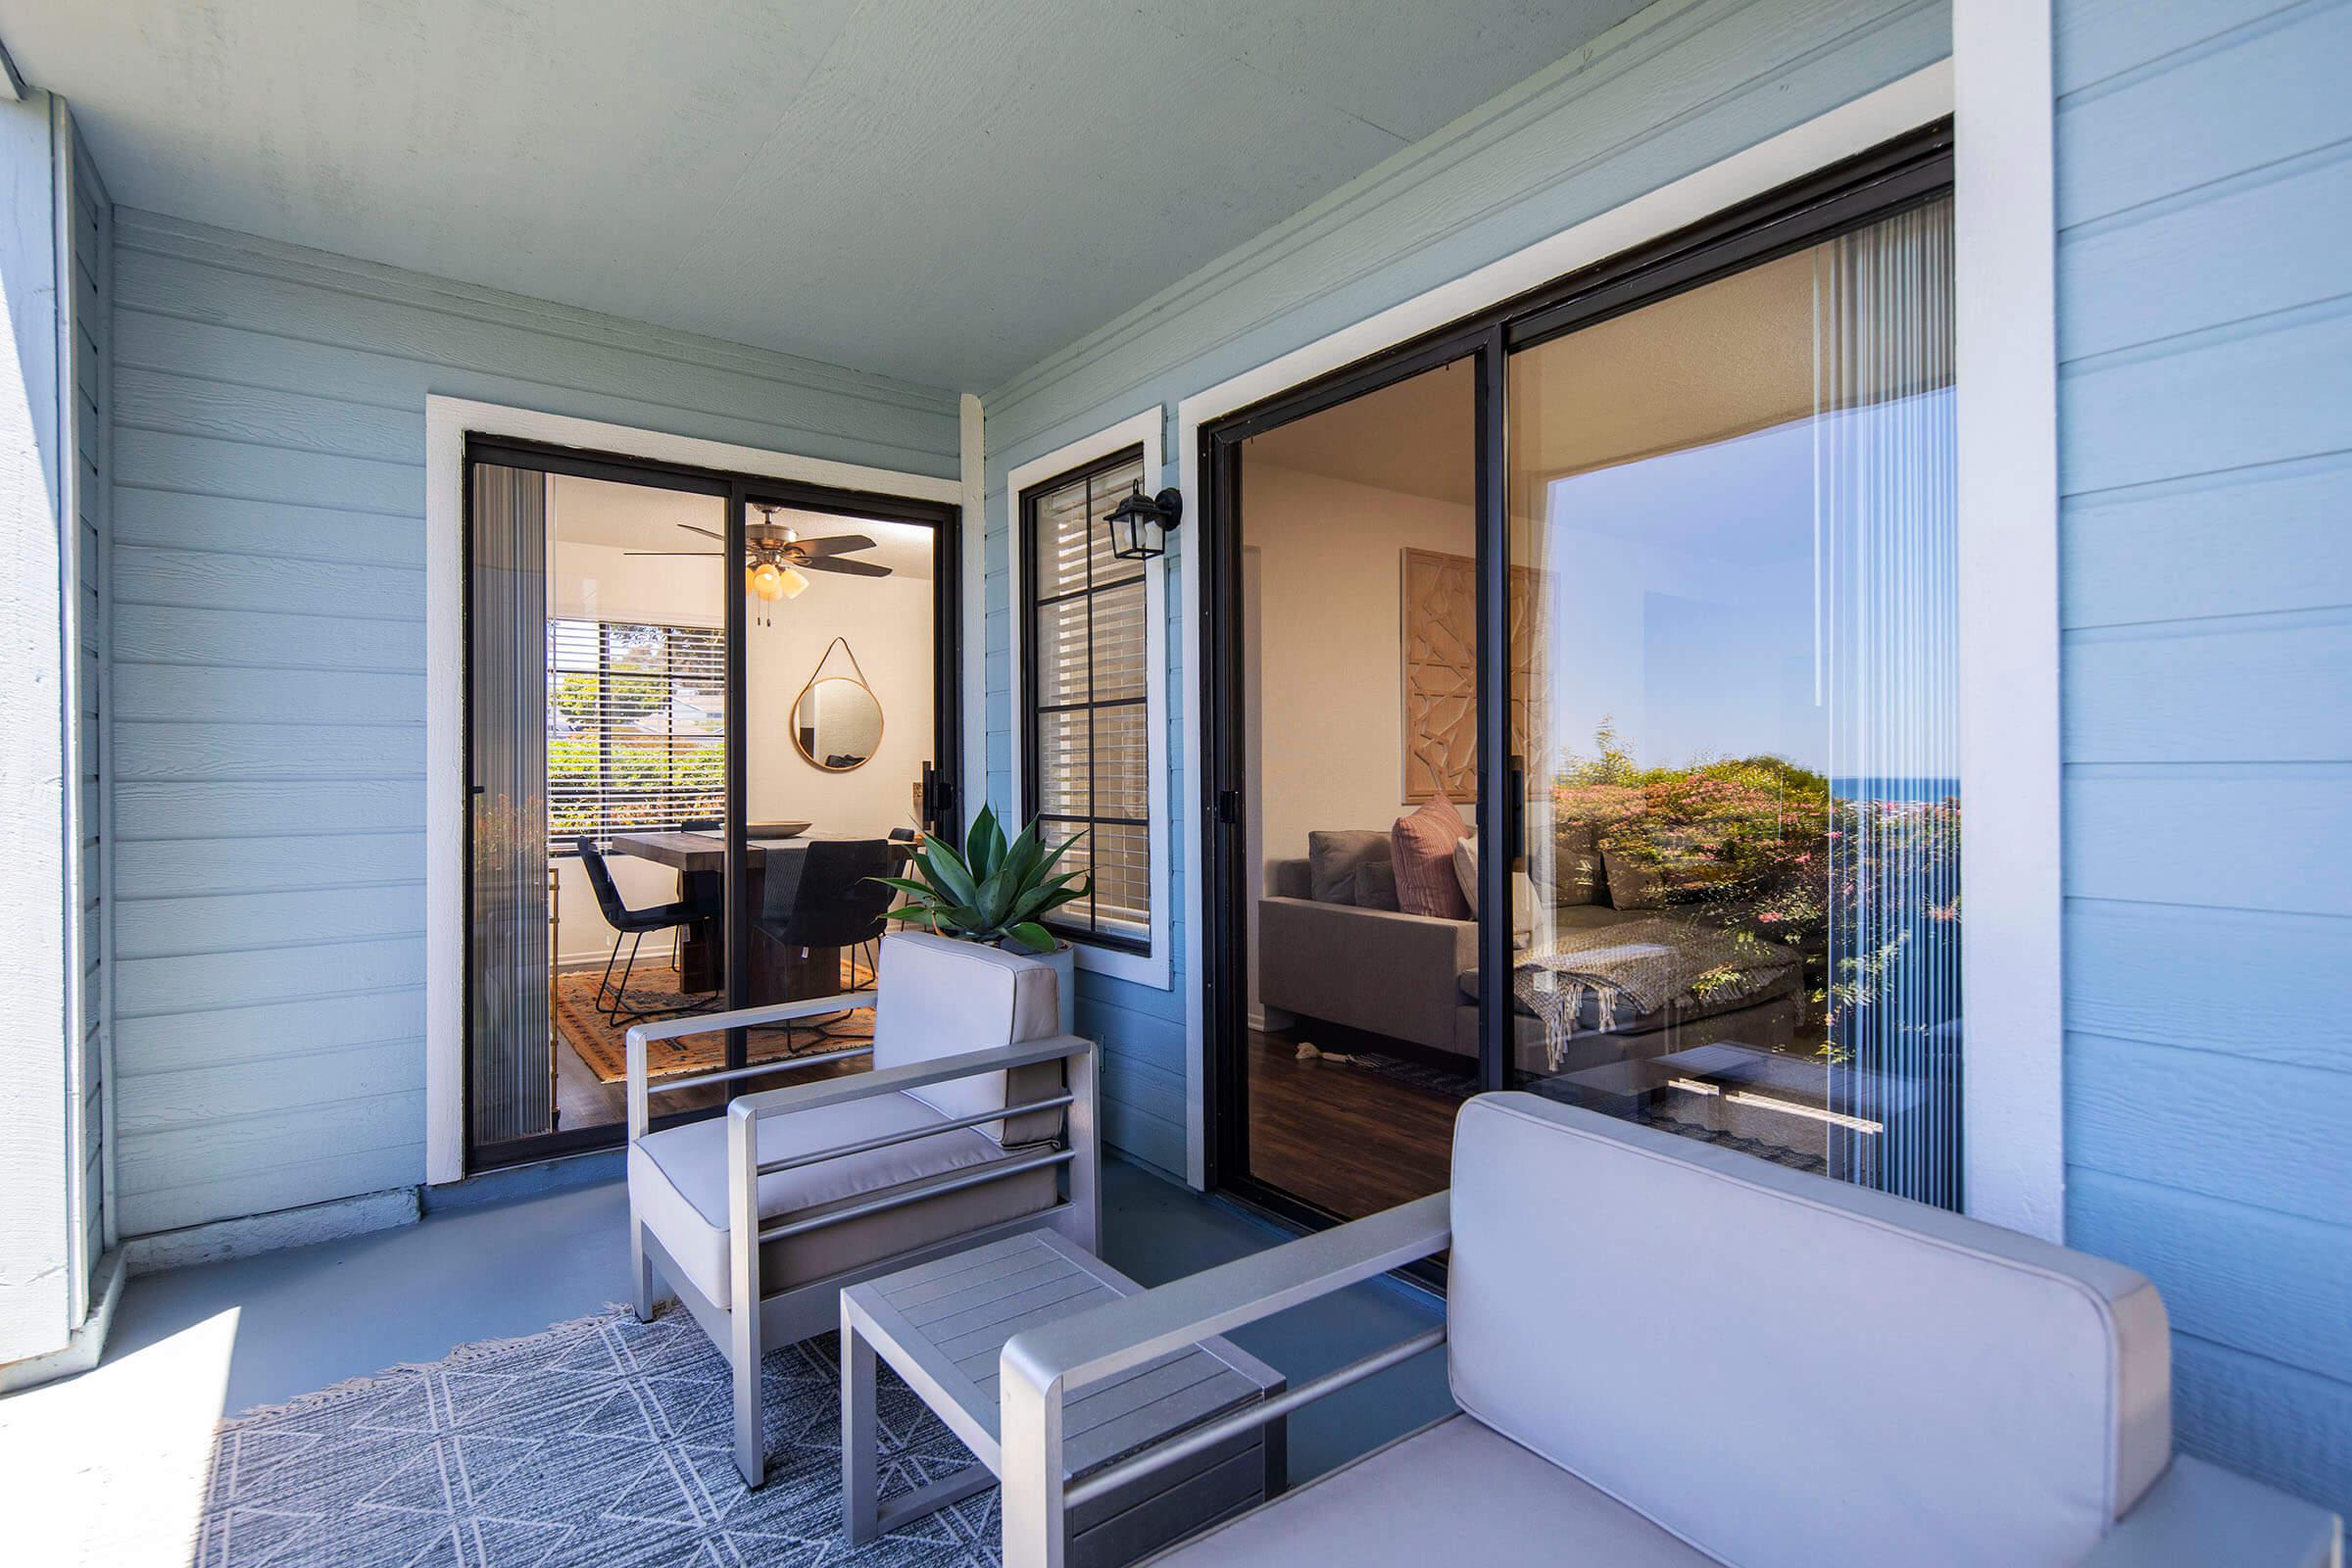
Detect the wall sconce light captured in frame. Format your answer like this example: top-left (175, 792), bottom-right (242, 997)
top-left (1104, 486), bottom-right (1184, 561)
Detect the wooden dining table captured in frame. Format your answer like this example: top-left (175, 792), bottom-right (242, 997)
top-left (606, 828), bottom-right (907, 1004)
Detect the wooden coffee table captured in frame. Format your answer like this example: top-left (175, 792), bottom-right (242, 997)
top-left (841, 1229), bottom-right (1286, 1565)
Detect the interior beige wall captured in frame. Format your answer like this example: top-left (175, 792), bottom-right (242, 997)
top-left (1241, 457), bottom-right (1475, 1017)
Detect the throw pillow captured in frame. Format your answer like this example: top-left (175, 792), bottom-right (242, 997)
top-left (1307, 829), bottom-right (1392, 905)
top-left (1392, 797), bottom-right (1471, 919)
top-left (1453, 837), bottom-right (1540, 940)
top-left (1599, 847), bottom-right (1667, 910)
top-left (1547, 822), bottom-right (1602, 906)
top-left (1355, 858), bottom-right (1400, 910)
top-left (1450, 836), bottom-right (1481, 915)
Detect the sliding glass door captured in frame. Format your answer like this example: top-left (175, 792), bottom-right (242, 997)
top-left (1205, 124), bottom-right (1959, 1224)
top-left (463, 442), bottom-right (962, 1170)
top-left (1505, 193), bottom-right (1959, 1203)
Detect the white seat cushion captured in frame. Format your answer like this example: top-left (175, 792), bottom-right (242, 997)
top-left (629, 1089), bottom-right (1040, 1308)
top-left (1148, 1414), bottom-right (1716, 1567)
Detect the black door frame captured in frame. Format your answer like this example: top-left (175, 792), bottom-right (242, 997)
top-left (1199, 121), bottom-right (1954, 1224)
top-left (460, 433), bottom-right (964, 1173)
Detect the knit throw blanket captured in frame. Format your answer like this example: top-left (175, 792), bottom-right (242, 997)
top-left (1513, 917), bottom-right (1792, 1073)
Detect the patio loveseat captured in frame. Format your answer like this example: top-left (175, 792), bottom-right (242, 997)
top-left (999, 1093), bottom-right (2343, 1566)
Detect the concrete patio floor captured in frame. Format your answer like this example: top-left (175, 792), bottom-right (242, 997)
top-left (4, 1155), bottom-right (1448, 1565)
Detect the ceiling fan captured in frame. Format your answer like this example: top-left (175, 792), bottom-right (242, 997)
top-left (625, 507), bottom-right (890, 618)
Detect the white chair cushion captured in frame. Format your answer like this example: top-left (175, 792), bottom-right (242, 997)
top-left (1446, 1093), bottom-right (2171, 1568)
top-left (872, 930), bottom-right (1062, 1139)
top-left (1148, 1413), bottom-right (1716, 1567)
top-left (629, 1089), bottom-right (1019, 1308)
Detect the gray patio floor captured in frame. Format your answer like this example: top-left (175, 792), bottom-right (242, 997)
top-left (5, 1154), bottom-right (1449, 1565)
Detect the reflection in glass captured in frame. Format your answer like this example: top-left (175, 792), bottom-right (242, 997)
top-left (1507, 197), bottom-right (1960, 1205)
top-left (792, 676), bottom-right (884, 770)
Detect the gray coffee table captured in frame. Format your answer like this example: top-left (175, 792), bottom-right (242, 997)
top-left (841, 1229), bottom-right (1286, 1565)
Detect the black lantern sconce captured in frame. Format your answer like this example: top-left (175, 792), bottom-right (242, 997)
top-left (1104, 485), bottom-right (1184, 562)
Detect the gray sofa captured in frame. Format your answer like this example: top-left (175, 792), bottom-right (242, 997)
top-left (1258, 835), bottom-right (1802, 1072)
top-left (1000, 1093), bottom-right (2345, 1566)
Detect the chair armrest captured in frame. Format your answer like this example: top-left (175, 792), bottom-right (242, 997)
top-left (2081, 1456), bottom-right (2341, 1567)
top-left (622, 989), bottom-right (877, 1142)
top-left (1003, 1189), bottom-right (1446, 1401)
top-left (1000, 1192), bottom-right (1447, 1565)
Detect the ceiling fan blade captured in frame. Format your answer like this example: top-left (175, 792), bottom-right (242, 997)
top-left (623, 550), bottom-right (724, 557)
top-left (794, 533), bottom-right (879, 558)
top-left (676, 523), bottom-right (726, 541)
top-left (800, 557), bottom-right (892, 577)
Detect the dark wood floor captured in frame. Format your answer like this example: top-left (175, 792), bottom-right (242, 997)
top-left (1243, 1028), bottom-right (1463, 1220)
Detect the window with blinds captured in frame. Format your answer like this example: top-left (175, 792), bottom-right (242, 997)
top-left (545, 619), bottom-right (725, 853)
top-left (1021, 448), bottom-right (1152, 950)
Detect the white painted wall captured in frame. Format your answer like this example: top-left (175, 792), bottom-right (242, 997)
top-left (1240, 459), bottom-right (1474, 1019)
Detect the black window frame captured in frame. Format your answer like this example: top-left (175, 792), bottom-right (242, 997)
top-left (1018, 443), bottom-right (1153, 956)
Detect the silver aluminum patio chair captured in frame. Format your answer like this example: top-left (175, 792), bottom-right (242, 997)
top-left (626, 929), bottom-right (1099, 1488)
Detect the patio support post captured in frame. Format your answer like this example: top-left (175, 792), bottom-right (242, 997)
top-left (0, 86), bottom-right (85, 1382)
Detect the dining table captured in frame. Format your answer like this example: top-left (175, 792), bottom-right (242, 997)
top-left (605, 826), bottom-right (907, 1004)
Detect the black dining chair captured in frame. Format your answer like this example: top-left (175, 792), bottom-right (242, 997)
top-left (577, 835), bottom-right (713, 1027)
top-left (752, 838), bottom-right (898, 1049)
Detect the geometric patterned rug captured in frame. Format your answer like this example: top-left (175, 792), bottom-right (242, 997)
top-left (195, 1308), bottom-right (999, 1566)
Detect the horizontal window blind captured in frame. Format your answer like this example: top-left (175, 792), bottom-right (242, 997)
top-left (546, 619), bottom-right (725, 853)
top-left (1023, 449), bottom-right (1152, 948)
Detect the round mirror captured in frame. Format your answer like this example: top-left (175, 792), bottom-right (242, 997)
top-left (792, 676), bottom-right (883, 771)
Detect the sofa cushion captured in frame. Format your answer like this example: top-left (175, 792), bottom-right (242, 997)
top-left (629, 1090), bottom-right (1054, 1309)
top-left (1148, 1413), bottom-right (1714, 1567)
top-left (1355, 858), bottom-right (1400, 910)
top-left (1448, 838), bottom-right (1537, 938)
top-left (1306, 830), bottom-right (1392, 906)
top-left (1598, 847), bottom-right (1665, 909)
top-left (872, 930), bottom-right (1062, 1144)
top-left (1392, 797), bottom-right (1470, 918)
top-left (1446, 1094), bottom-right (2171, 1568)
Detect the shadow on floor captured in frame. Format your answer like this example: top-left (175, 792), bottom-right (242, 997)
top-left (100, 1153), bottom-right (1452, 1485)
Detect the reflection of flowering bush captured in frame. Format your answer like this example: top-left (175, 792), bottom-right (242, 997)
top-left (1545, 721), bottom-right (1959, 1052)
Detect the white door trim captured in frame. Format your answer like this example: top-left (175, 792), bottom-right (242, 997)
top-left (1953, 0), bottom-right (2064, 1241)
top-left (1173, 63), bottom-right (2031, 1204)
top-left (1003, 409), bottom-right (1173, 991)
top-left (423, 397), bottom-right (959, 1183)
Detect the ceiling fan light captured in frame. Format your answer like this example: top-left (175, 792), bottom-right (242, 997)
top-left (776, 566), bottom-right (809, 600)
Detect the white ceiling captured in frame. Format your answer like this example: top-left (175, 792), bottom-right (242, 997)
top-left (0, 0), bottom-right (1643, 390)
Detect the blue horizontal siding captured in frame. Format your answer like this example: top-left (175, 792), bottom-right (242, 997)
top-left (976, 0), bottom-right (1951, 1176)
top-left (107, 208), bottom-right (959, 1239)
top-left (2057, 0), bottom-right (2352, 1517)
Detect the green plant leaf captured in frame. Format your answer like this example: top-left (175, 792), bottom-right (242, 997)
top-left (973, 867), bottom-right (1012, 928)
top-left (1007, 921), bottom-right (1057, 956)
top-left (922, 841), bottom-right (981, 909)
top-left (967, 804), bottom-right (1006, 880)
top-left (866, 875), bottom-right (939, 898)
top-left (1002, 819), bottom-right (1043, 887)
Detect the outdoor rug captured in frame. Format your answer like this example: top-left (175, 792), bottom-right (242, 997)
top-left (196, 1307), bottom-right (1000, 1567)
top-left (555, 969), bottom-right (874, 1085)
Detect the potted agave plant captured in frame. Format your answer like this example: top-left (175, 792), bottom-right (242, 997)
top-left (874, 804), bottom-right (1090, 1034)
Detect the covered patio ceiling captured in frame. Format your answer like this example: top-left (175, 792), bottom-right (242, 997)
top-left (0, 0), bottom-right (1644, 389)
